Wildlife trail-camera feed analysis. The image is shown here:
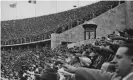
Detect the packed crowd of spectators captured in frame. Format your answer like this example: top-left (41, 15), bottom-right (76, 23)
top-left (1, 30), bottom-right (133, 80)
top-left (1, 1), bottom-right (124, 46)
top-left (1, 1), bottom-right (128, 80)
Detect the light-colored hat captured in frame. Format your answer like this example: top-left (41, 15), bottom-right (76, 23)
top-left (79, 57), bottom-right (92, 66)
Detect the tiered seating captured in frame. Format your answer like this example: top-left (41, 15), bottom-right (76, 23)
top-left (1, 1), bottom-right (122, 45)
top-left (2, 30), bottom-right (133, 80)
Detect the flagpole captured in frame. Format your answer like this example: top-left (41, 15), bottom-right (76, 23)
top-left (73, 5), bottom-right (77, 22)
top-left (9, 2), bottom-right (17, 19)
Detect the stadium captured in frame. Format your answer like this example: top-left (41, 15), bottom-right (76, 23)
top-left (1, 0), bottom-right (133, 80)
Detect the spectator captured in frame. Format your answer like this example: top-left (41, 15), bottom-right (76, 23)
top-left (63, 43), bottom-right (133, 80)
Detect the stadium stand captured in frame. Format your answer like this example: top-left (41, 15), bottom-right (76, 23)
top-left (3, 1), bottom-right (133, 80)
top-left (1, 1), bottom-right (122, 46)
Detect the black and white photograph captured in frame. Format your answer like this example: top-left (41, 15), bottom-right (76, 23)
top-left (1, 0), bottom-right (133, 80)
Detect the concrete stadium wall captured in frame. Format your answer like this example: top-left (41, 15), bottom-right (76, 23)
top-left (51, 2), bottom-right (133, 49)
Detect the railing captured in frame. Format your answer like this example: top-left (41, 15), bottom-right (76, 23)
top-left (1, 39), bottom-right (51, 47)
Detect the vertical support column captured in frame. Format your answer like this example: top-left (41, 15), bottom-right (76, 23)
top-left (89, 30), bottom-right (90, 39)
top-left (84, 30), bottom-right (86, 40)
top-left (1, 47), bottom-right (3, 51)
top-left (94, 29), bottom-right (96, 39)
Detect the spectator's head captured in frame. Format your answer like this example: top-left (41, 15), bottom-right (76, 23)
top-left (112, 43), bottom-right (133, 77)
top-left (88, 52), bottom-right (98, 61)
top-left (107, 35), bottom-right (110, 38)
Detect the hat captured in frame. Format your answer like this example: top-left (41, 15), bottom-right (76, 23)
top-left (79, 57), bottom-right (92, 66)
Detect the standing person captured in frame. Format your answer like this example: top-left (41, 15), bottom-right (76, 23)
top-left (63, 43), bottom-right (133, 80)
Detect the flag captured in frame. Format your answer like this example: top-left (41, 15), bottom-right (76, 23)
top-left (73, 5), bottom-right (77, 8)
top-left (29, 0), bottom-right (36, 4)
top-left (9, 3), bottom-right (17, 8)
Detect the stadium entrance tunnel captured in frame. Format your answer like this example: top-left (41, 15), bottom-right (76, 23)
top-left (82, 24), bottom-right (97, 40)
